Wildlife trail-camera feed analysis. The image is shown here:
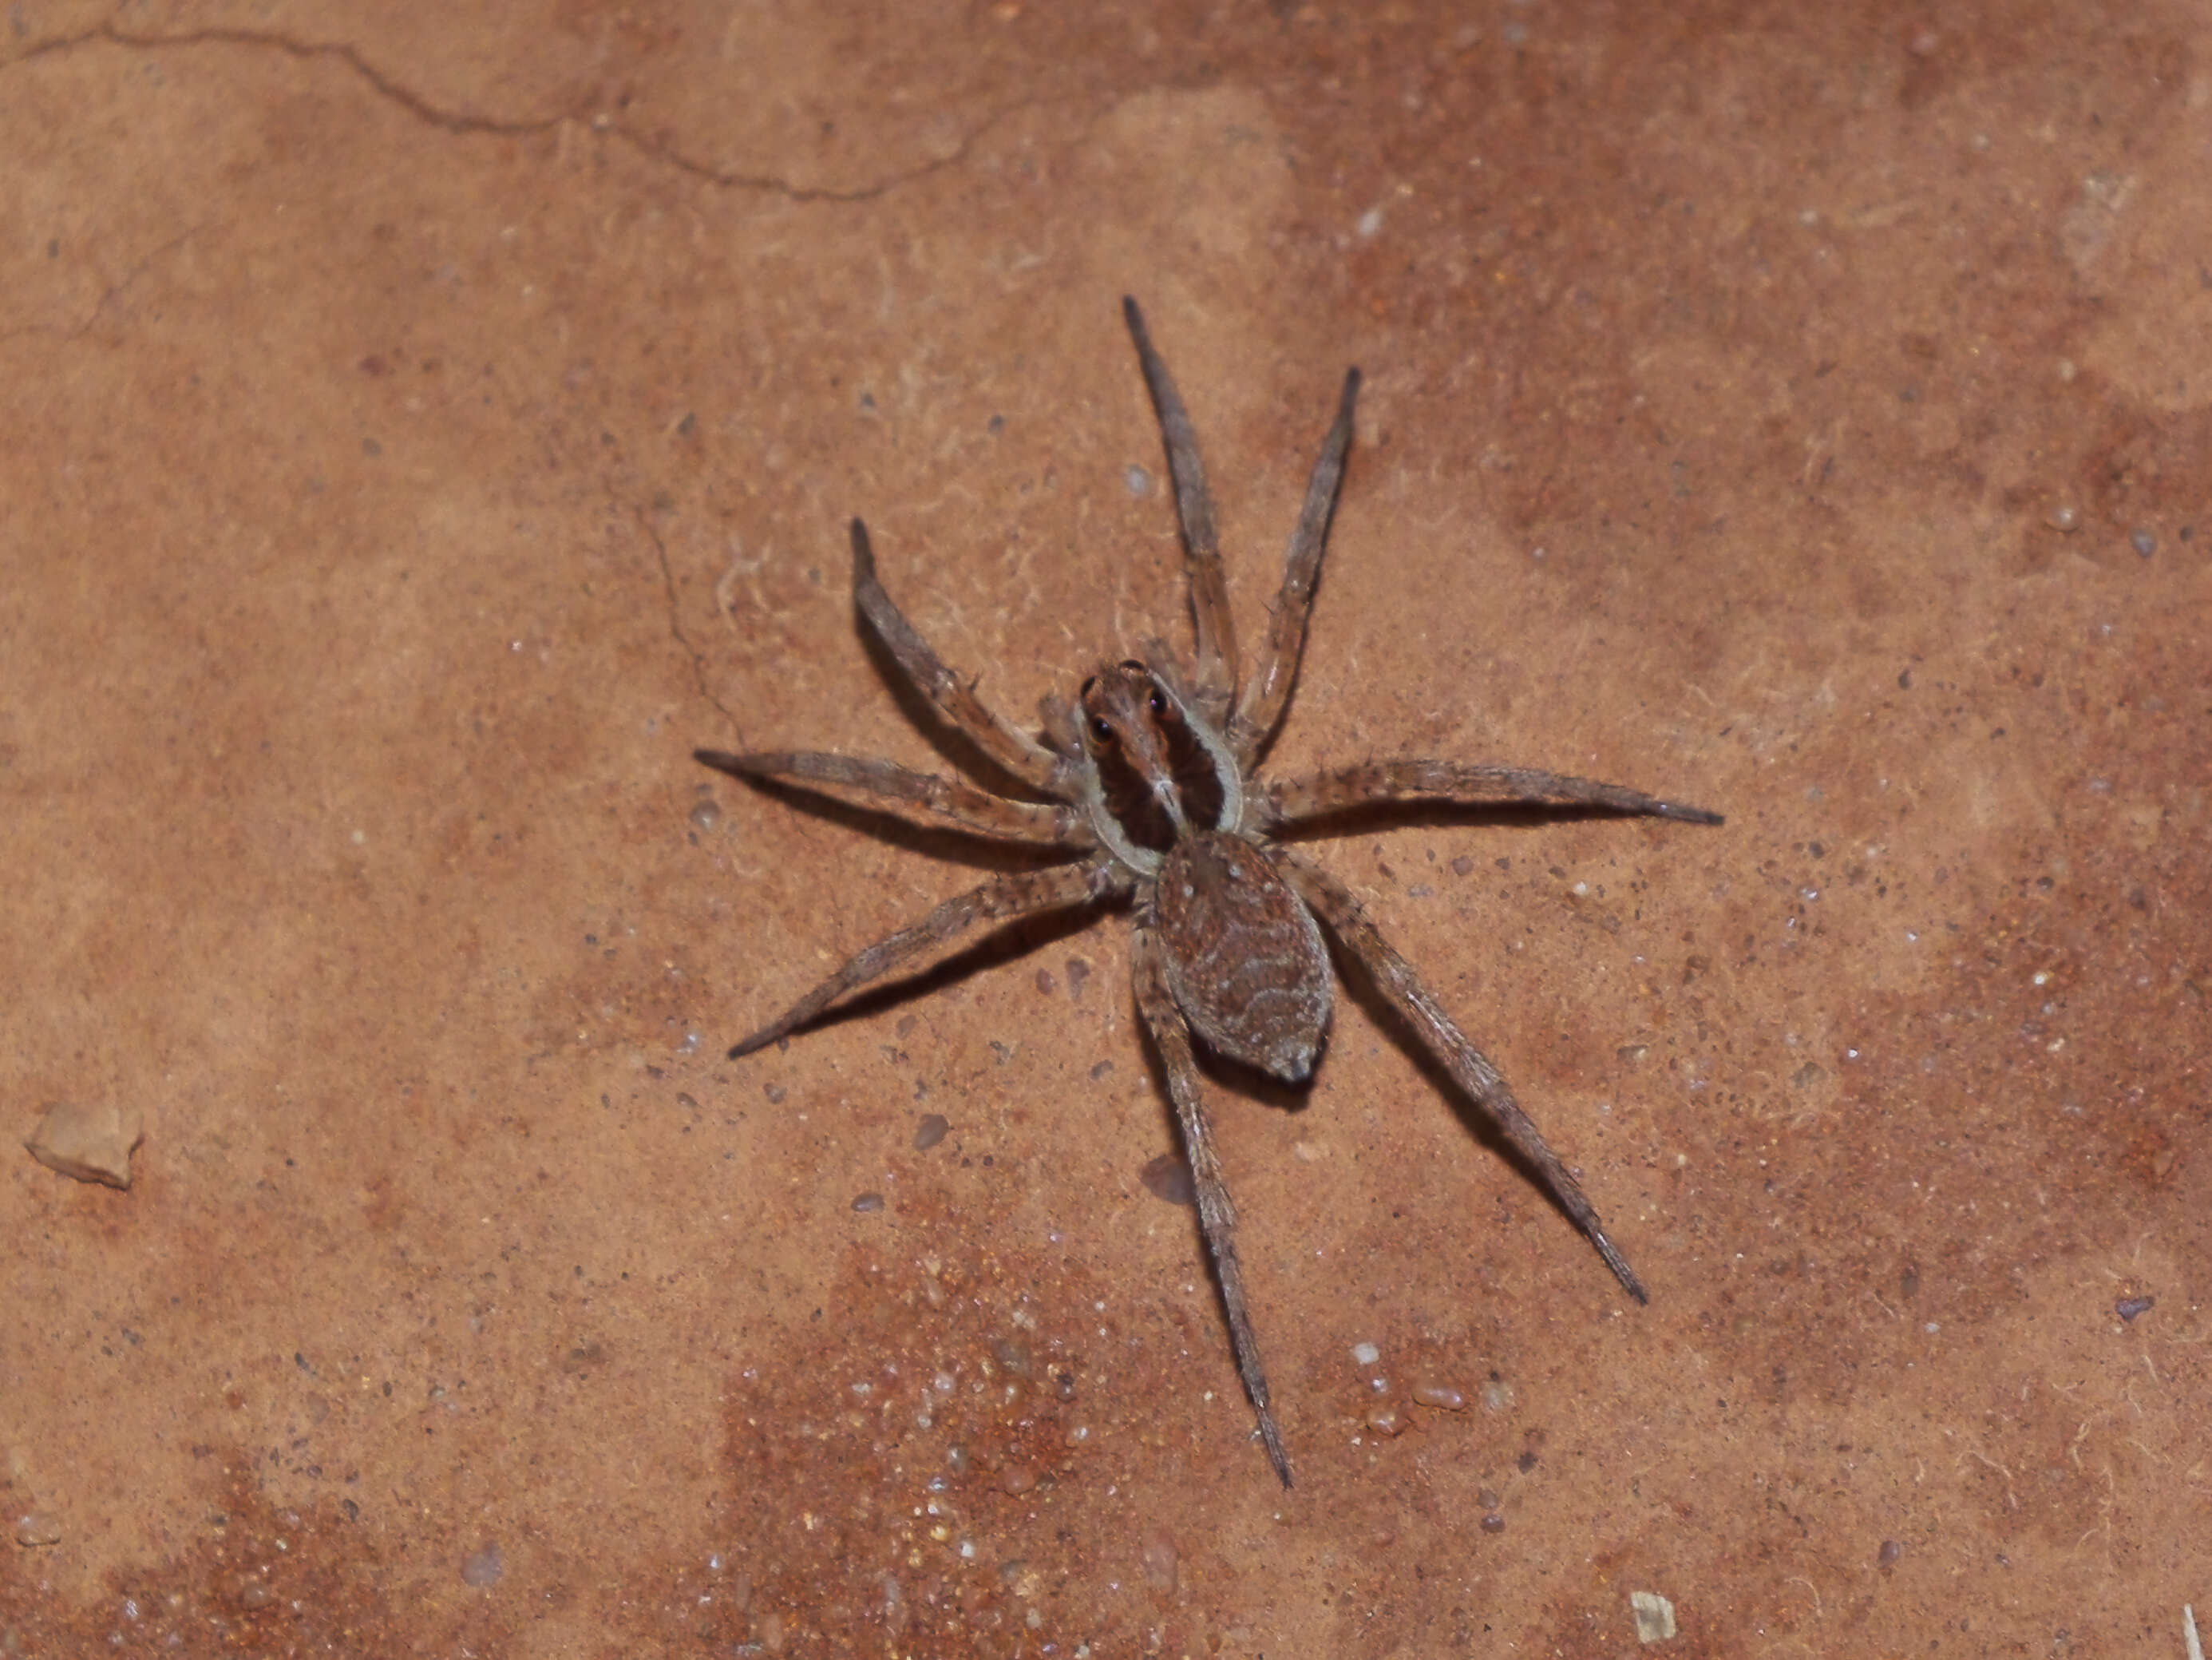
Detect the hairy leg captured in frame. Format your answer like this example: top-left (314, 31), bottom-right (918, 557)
top-left (849, 518), bottom-right (1070, 795)
top-left (1258, 757), bottom-right (1723, 831)
top-left (1122, 297), bottom-right (1238, 725)
top-left (1268, 845), bottom-right (1649, 1303)
top-left (1131, 925), bottom-right (1295, 1486)
top-left (1228, 366), bottom-right (1361, 765)
top-left (729, 858), bottom-right (1126, 1057)
top-left (696, 749), bottom-right (1089, 845)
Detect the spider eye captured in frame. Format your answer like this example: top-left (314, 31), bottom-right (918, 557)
top-left (1146, 686), bottom-right (1167, 715)
top-left (1088, 716), bottom-right (1116, 747)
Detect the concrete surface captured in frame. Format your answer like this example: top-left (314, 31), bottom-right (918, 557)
top-left (3, 2), bottom-right (2207, 1654)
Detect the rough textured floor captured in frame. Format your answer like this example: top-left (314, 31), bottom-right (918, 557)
top-left (4, 2), bottom-right (2208, 1654)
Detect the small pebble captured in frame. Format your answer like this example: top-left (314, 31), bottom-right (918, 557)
top-left (1364, 1402), bottom-right (1411, 1437)
top-left (1630, 1591), bottom-right (1676, 1642)
top-left (992, 1337), bottom-right (1031, 1377)
top-left (1878, 1539), bottom-right (1902, 1566)
top-left (688, 799), bottom-right (720, 831)
top-left (1479, 1512), bottom-right (1506, 1534)
top-left (913, 1113), bottom-right (950, 1151)
top-left (1412, 1381), bottom-right (1467, 1411)
top-left (999, 1464), bottom-right (1039, 1496)
top-left (1350, 1341), bottom-right (1381, 1367)
top-left (2115, 1294), bottom-right (2154, 1322)
top-left (2130, 528), bottom-right (2155, 557)
top-left (2045, 505), bottom-right (2079, 533)
top-left (461, 1543), bottom-right (504, 1587)
top-left (1052, 1371), bottom-right (1076, 1402)
top-left (1139, 1528), bottom-right (1179, 1593)
top-left (14, 1511), bottom-right (61, 1547)
top-left (852, 1191), bottom-right (885, 1214)
top-left (25, 1099), bottom-right (143, 1189)
top-left (1479, 1378), bottom-right (1515, 1412)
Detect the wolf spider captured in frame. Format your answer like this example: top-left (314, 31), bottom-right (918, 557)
top-left (696, 298), bottom-right (1720, 1485)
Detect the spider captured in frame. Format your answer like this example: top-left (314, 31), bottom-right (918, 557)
top-left (696, 297), bottom-right (1722, 1486)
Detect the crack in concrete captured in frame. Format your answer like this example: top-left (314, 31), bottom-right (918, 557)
top-left (0, 218), bottom-right (212, 347)
top-left (14, 23), bottom-right (1029, 204)
top-left (9, 23), bottom-right (1028, 755)
top-left (645, 509), bottom-right (741, 747)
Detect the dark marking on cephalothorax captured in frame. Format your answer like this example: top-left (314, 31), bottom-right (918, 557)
top-left (1154, 832), bottom-right (1331, 1081)
top-left (1092, 738), bottom-right (1178, 851)
top-left (1079, 661), bottom-right (1229, 850)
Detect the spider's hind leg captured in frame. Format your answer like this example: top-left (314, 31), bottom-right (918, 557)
top-left (1132, 924), bottom-right (1296, 1486)
top-left (1268, 844), bottom-right (1649, 1303)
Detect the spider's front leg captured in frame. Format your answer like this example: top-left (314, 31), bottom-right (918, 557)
top-left (848, 518), bottom-right (1070, 797)
top-left (1122, 297), bottom-right (1239, 727)
top-left (694, 748), bottom-right (1087, 846)
top-left (1227, 363), bottom-right (1360, 766)
top-left (727, 858), bottom-right (1126, 1059)
top-left (1131, 924), bottom-right (1296, 1487)
top-left (1267, 844), bottom-right (1650, 1303)
top-left (1258, 758), bottom-right (1724, 831)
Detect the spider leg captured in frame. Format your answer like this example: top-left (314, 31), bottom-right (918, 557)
top-left (1122, 297), bottom-right (1238, 725)
top-left (1131, 924), bottom-right (1295, 1487)
top-left (1268, 844), bottom-right (1649, 1304)
top-left (728, 858), bottom-right (1126, 1058)
top-left (1227, 365), bottom-right (1360, 766)
top-left (849, 518), bottom-right (1070, 796)
top-left (1258, 759), bottom-right (1723, 831)
top-left (695, 749), bottom-right (1090, 846)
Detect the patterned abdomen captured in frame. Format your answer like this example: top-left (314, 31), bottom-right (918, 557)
top-left (1155, 833), bottom-right (1332, 1081)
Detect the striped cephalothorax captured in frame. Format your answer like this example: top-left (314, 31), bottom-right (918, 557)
top-left (697, 298), bottom-right (1722, 1486)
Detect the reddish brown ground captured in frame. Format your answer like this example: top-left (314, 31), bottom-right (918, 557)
top-left (3, 3), bottom-right (2207, 1655)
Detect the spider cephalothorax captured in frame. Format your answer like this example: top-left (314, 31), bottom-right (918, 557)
top-left (697, 297), bottom-right (1720, 1484)
top-left (1063, 660), bottom-right (1331, 1083)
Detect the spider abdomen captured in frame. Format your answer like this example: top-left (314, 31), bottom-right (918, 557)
top-left (1155, 833), bottom-right (1331, 1082)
